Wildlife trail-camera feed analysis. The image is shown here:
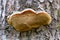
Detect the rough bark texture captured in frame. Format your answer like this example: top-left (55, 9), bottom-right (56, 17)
top-left (0, 0), bottom-right (59, 40)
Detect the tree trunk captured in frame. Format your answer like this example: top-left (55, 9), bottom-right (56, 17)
top-left (0, 0), bottom-right (60, 40)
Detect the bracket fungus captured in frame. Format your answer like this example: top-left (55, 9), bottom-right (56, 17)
top-left (7, 9), bottom-right (52, 32)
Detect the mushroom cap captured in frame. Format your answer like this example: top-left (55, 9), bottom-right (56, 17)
top-left (7, 9), bottom-right (52, 32)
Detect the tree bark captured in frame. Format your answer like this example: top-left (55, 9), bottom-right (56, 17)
top-left (0, 0), bottom-right (60, 40)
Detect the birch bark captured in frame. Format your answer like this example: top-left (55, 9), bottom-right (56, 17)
top-left (0, 0), bottom-right (59, 40)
